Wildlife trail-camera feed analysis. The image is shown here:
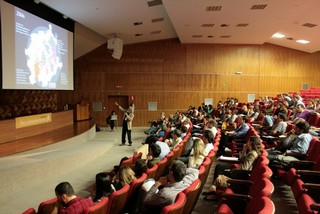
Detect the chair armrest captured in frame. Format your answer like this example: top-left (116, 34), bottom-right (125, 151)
top-left (221, 193), bottom-right (252, 201)
top-left (302, 183), bottom-right (320, 191)
top-left (227, 179), bottom-right (253, 186)
top-left (296, 170), bottom-right (320, 177)
top-left (285, 152), bottom-right (307, 160)
top-left (290, 160), bottom-right (315, 169)
top-left (311, 203), bottom-right (320, 211)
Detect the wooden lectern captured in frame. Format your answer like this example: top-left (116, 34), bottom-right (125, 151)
top-left (75, 101), bottom-right (89, 121)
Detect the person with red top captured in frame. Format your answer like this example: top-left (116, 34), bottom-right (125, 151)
top-left (55, 182), bottom-right (93, 214)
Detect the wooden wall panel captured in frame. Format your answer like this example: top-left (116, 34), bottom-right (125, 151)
top-left (0, 119), bottom-right (15, 144)
top-left (67, 39), bottom-right (320, 127)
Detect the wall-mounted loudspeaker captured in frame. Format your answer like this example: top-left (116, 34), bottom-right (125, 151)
top-left (107, 38), bottom-right (123, 60)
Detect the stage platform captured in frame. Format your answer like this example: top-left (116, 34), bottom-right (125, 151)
top-left (0, 119), bottom-right (96, 157)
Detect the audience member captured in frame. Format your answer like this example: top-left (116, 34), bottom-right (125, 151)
top-left (165, 129), bottom-right (182, 150)
top-left (146, 143), bottom-right (161, 168)
top-left (267, 121), bottom-right (312, 168)
top-left (134, 159), bottom-right (147, 178)
top-left (113, 165), bottom-right (137, 190)
top-left (55, 182), bottom-right (94, 214)
top-left (203, 136), bottom-right (262, 200)
top-left (142, 160), bottom-right (198, 213)
top-left (216, 115), bottom-right (249, 157)
top-left (187, 138), bottom-right (206, 169)
top-left (89, 172), bottom-right (115, 202)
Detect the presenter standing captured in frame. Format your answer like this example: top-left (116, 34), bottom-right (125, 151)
top-left (115, 101), bottom-right (135, 146)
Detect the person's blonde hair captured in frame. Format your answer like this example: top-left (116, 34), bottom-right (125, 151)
top-left (119, 166), bottom-right (136, 184)
top-left (192, 138), bottom-right (206, 161)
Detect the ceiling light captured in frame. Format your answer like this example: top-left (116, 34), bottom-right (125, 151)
top-left (296, 39), bottom-right (310, 44)
top-left (272, 33), bottom-right (285, 38)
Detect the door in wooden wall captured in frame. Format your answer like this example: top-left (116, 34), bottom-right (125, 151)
top-left (107, 96), bottom-right (129, 127)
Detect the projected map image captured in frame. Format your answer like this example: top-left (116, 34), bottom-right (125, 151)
top-left (25, 24), bottom-right (63, 88)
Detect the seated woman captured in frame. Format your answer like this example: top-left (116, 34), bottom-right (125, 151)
top-left (113, 165), bottom-right (137, 190)
top-left (187, 138), bottom-right (206, 169)
top-left (203, 136), bottom-right (262, 200)
top-left (89, 172), bottom-right (115, 202)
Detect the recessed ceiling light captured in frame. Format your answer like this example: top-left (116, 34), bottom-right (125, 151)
top-left (272, 33), bottom-right (285, 38)
top-left (296, 39), bottom-right (310, 44)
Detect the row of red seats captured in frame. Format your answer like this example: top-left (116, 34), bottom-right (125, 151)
top-left (216, 147), bottom-right (275, 213)
top-left (271, 137), bottom-right (320, 214)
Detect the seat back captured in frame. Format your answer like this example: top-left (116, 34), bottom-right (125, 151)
top-left (146, 164), bottom-right (158, 179)
top-left (307, 112), bottom-right (320, 126)
top-left (297, 193), bottom-right (317, 214)
top-left (248, 177), bottom-right (274, 198)
top-left (84, 197), bottom-right (109, 214)
top-left (165, 151), bottom-right (174, 169)
top-left (198, 157), bottom-right (212, 191)
top-left (22, 208), bottom-right (36, 214)
top-left (120, 157), bottom-right (133, 167)
top-left (37, 197), bottom-right (58, 214)
top-left (155, 157), bottom-right (168, 180)
top-left (106, 184), bottom-right (130, 214)
top-left (125, 173), bottom-right (147, 213)
top-left (160, 192), bottom-right (187, 214)
top-left (171, 145), bottom-right (181, 164)
top-left (132, 152), bottom-right (142, 165)
top-left (246, 196), bottom-right (275, 214)
top-left (306, 138), bottom-right (320, 162)
top-left (182, 179), bottom-right (201, 214)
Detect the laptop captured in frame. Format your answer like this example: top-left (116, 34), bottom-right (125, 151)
top-left (111, 115), bottom-right (118, 120)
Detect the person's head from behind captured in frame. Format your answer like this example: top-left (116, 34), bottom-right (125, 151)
top-left (95, 172), bottom-right (114, 201)
top-left (173, 129), bottom-right (181, 139)
top-left (119, 165), bottom-right (136, 185)
top-left (203, 130), bottom-right (214, 144)
top-left (277, 113), bottom-right (287, 122)
top-left (134, 159), bottom-right (147, 177)
top-left (149, 143), bottom-right (161, 158)
top-left (180, 125), bottom-right (188, 133)
top-left (248, 136), bottom-right (262, 155)
top-left (168, 160), bottom-right (186, 183)
top-left (193, 138), bottom-right (205, 159)
top-left (55, 182), bottom-right (76, 206)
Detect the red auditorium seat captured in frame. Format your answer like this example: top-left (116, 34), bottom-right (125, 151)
top-left (146, 164), bottom-right (158, 179)
top-left (198, 157), bottom-right (212, 192)
top-left (218, 178), bottom-right (274, 214)
top-left (155, 157), bottom-right (168, 180)
top-left (276, 137), bottom-right (320, 183)
top-left (106, 184), bottom-right (130, 214)
top-left (182, 178), bottom-right (201, 214)
top-left (84, 197), bottom-right (109, 214)
top-left (125, 173), bottom-right (147, 213)
top-left (160, 192), bottom-right (187, 214)
top-left (22, 208), bottom-right (36, 214)
top-left (297, 193), bottom-right (320, 214)
top-left (132, 152), bottom-right (142, 165)
top-left (218, 196), bottom-right (275, 214)
top-left (37, 197), bottom-right (58, 214)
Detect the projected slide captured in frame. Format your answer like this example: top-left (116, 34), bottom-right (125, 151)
top-left (15, 8), bottom-right (68, 89)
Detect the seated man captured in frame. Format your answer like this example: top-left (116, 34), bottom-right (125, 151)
top-left (142, 160), bottom-right (199, 214)
top-left (267, 120), bottom-right (312, 167)
top-left (146, 143), bottom-right (161, 168)
top-left (216, 115), bottom-right (250, 157)
top-left (55, 182), bottom-right (94, 214)
top-left (165, 129), bottom-right (182, 150)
